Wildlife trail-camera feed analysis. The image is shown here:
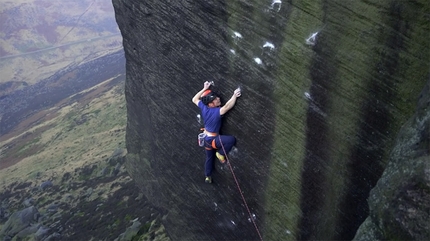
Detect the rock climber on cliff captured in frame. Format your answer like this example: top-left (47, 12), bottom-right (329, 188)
top-left (192, 81), bottom-right (241, 183)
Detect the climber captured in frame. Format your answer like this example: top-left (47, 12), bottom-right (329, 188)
top-left (192, 81), bottom-right (241, 183)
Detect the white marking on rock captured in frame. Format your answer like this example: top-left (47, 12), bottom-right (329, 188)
top-left (263, 41), bottom-right (275, 50)
top-left (306, 31), bottom-right (319, 46)
top-left (233, 31), bottom-right (243, 39)
top-left (271, 0), bottom-right (282, 12)
top-left (247, 213), bottom-right (257, 222)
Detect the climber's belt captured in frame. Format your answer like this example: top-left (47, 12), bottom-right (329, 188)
top-left (202, 129), bottom-right (218, 150)
top-left (204, 135), bottom-right (218, 150)
top-left (204, 131), bottom-right (218, 137)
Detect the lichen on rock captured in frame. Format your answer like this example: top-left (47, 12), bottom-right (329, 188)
top-left (354, 80), bottom-right (430, 240)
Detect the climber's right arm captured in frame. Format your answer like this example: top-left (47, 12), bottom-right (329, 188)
top-left (192, 81), bottom-right (212, 106)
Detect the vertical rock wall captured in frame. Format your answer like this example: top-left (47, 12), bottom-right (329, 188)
top-left (112, 0), bottom-right (429, 240)
top-left (354, 79), bottom-right (429, 240)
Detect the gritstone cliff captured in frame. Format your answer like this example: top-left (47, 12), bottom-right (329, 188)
top-left (112, 1), bottom-right (429, 240)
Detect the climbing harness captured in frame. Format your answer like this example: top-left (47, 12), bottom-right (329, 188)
top-left (218, 136), bottom-right (264, 241)
top-left (197, 128), bottom-right (218, 149)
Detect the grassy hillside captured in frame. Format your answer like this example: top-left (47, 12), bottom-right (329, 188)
top-left (0, 75), bottom-right (170, 240)
top-left (0, 75), bottom-right (126, 187)
top-left (0, 1), bottom-right (171, 239)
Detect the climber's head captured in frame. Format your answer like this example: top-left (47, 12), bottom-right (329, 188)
top-left (201, 90), bottom-right (221, 107)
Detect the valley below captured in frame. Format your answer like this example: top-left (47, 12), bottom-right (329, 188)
top-left (0, 1), bottom-right (172, 240)
top-left (0, 53), bottom-right (169, 241)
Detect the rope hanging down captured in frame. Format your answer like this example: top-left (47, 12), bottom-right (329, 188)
top-left (218, 136), bottom-right (264, 241)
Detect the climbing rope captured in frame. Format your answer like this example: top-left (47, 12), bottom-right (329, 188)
top-left (218, 136), bottom-right (264, 241)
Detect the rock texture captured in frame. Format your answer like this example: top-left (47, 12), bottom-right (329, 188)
top-left (0, 148), bottom-right (169, 241)
top-left (354, 80), bottom-right (430, 240)
top-left (112, 0), bottom-right (429, 240)
top-left (0, 206), bottom-right (39, 240)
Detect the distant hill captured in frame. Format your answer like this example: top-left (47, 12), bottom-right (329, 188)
top-left (0, 66), bottom-right (169, 241)
top-left (0, 2), bottom-right (167, 240)
top-left (0, 0), bottom-right (122, 86)
top-left (0, 50), bottom-right (125, 135)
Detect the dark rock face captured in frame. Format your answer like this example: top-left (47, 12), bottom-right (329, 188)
top-left (354, 79), bottom-right (430, 240)
top-left (112, 0), bottom-right (429, 240)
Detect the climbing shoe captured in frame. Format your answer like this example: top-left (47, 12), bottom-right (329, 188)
top-left (216, 152), bottom-right (226, 164)
top-left (205, 176), bottom-right (212, 184)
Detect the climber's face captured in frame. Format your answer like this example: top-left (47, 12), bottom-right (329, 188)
top-left (209, 97), bottom-right (221, 107)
